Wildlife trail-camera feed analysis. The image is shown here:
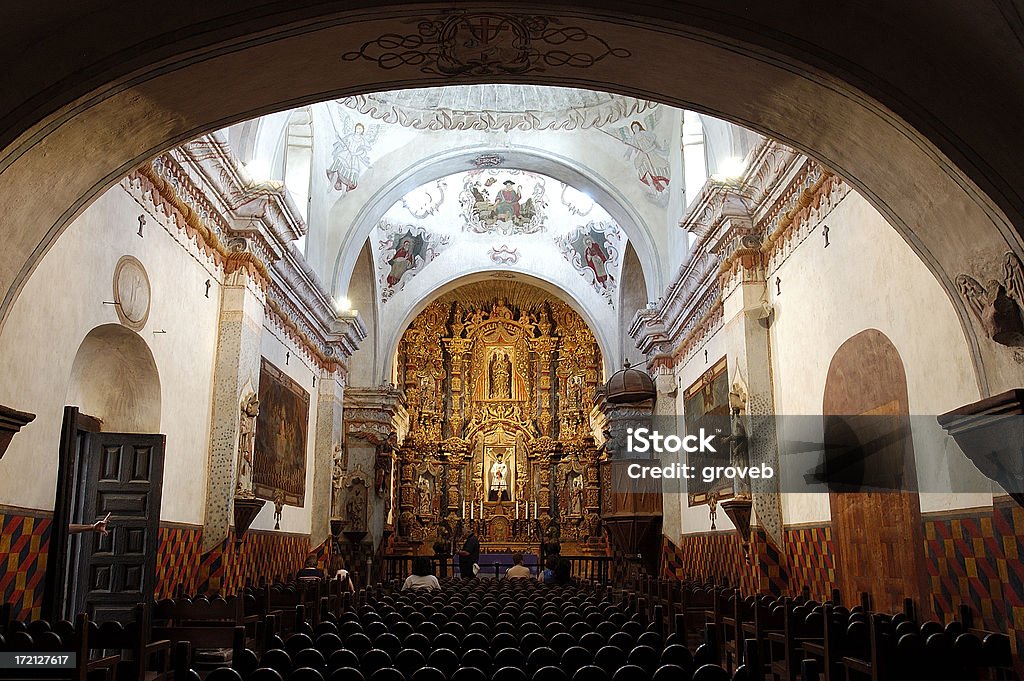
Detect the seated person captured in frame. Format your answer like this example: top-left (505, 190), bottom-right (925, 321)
top-left (402, 556), bottom-right (441, 591)
top-left (332, 558), bottom-right (356, 593)
top-left (539, 556), bottom-right (558, 583)
top-left (551, 557), bottom-right (573, 585)
top-left (296, 554), bottom-right (325, 580)
top-left (505, 552), bottom-right (531, 579)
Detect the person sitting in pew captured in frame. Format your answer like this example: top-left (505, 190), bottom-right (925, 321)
top-left (505, 552), bottom-right (532, 579)
top-left (402, 557), bottom-right (441, 591)
top-left (296, 554), bottom-right (325, 580)
top-left (333, 557), bottom-right (356, 593)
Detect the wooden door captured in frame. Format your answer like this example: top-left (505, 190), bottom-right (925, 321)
top-left (72, 433), bottom-right (165, 623)
top-left (824, 330), bottom-right (925, 613)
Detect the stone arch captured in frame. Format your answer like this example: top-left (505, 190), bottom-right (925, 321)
top-left (0, 5), bottom-right (1021, 396)
top-left (66, 324), bottom-right (161, 433)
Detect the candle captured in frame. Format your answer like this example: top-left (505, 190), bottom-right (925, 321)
top-left (534, 500), bottom-right (538, 517)
top-left (462, 500), bottom-right (466, 517)
top-left (479, 499), bottom-right (484, 518)
top-left (516, 500), bottom-right (519, 519)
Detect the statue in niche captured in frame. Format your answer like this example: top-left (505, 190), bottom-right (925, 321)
top-left (723, 410), bottom-right (751, 499)
top-left (488, 449), bottom-right (511, 501)
top-left (492, 298), bottom-right (514, 320)
top-left (489, 351), bottom-right (513, 399)
top-left (374, 433), bottom-right (396, 497)
top-left (569, 475), bottom-right (585, 516)
top-left (236, 392), bottom-right (259, 496)
top-left (416, 475), bottom-right (434, 517)
top-left (331, 444), bottom-right (346, 517)
top-left (346, 484), bottom-right (367, 532)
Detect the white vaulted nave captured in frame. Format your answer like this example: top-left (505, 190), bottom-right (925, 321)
top-left (1, 5), bottom-right (1023, 681)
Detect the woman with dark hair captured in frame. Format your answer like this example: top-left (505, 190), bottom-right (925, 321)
top-left (553, 558), bottom-right (573, 584)
top-left (333, 556), bottom-right (356, 593)
top-left (402, 556), bottom-right (441, 591)
top-left (539, 555), bottom-right (558, 583)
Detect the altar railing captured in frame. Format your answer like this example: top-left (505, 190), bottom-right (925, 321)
top-left (380, 554), bottom-right (614, 584)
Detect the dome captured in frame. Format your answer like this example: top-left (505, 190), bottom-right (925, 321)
top-left (604, 361), bottom-right (656, 404)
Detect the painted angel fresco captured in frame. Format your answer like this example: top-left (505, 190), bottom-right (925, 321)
top-left (326, 107), bottom-right (381, 194)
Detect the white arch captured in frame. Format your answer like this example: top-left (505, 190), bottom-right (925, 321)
top-left (330, 145), bottom-right (665, 304)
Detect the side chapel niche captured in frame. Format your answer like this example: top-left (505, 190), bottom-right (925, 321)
top-left (393, 283), bottom-right (606, 555)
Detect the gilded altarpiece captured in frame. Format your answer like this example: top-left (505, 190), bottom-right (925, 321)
top-left (394, 284), bottom-right (605, 554)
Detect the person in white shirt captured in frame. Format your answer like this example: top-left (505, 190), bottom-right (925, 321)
top-left (402, 556), bottom-right (441, 591)
top-left (505, 552), bottom-right (532, 579)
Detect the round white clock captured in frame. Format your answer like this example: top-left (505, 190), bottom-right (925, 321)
top-left (112, 255), bottom-right (151, 330)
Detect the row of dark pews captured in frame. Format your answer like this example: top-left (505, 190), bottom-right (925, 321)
top-left (1, 575), bottom-right (1018, 681)
top-left (629, 577), bottom-right (1016, 681)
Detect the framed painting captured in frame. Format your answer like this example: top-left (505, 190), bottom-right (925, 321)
top-left (253, 358), bottom-right (309, 506)
top-left (684, 356), bottom-right (732, 506)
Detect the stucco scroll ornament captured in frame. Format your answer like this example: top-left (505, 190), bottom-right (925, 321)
top-left (957, 251), bottom-right (1024, 346)
top-left (341, 13), bottom-right (630, 76)
top-left (235, 392), bottom-right (260, 497)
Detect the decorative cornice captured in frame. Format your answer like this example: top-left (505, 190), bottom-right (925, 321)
top-left (636, 142), bottom-right (845, 372)
top-left (135, 134), bottom-right (366, 367)
top-left (344, 386), bottom-right (409, 446)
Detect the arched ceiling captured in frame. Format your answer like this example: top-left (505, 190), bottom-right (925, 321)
top-left (0, 2), bottom-right (1022, 395)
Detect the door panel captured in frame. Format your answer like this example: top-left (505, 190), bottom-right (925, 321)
top-left (823, 330), bottom-right (926, 614)
top-left (75, 434), bottom-right (165, 623)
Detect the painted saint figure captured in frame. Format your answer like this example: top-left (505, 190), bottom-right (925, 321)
top-left (387, 237), bottom-right (417, 287)
top-left (493, 180), bottom-right (522, 221)
top-left (583, 236), bottom-right (611, 288)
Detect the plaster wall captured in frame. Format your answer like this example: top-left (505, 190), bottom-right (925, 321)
top-left (0, 185), bottom-right (221, 524)
top-left (766, 190), bottom-right (991, 518)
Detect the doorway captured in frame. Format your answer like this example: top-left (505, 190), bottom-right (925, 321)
top-left (43, 325), bottom-right (166, 623)
top-left (823, 329), bottom-right (926, 613)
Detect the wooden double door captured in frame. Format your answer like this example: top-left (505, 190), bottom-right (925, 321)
top-left (45, 407), bottom-right (165, 623)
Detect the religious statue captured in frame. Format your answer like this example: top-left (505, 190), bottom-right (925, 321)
top-left (723, 410), bottom-right (751, 499)
top-left (235, 392), bottom-right (259, 496)
top-left (331, 444), bottom-right (345, 518)
top-left (346, 485), bottom-right (366, 532)
top-left (491, 298), bottom-right (514, 320)
top-left (489, 351), bottom-right (513, 399)
top-left (489, 450), bottom-right (510, 501)
top-left (569, 475), bottom-right (585, 516)
top-left (273, 489), bottom-right (284, 530)
top-left (374, 433), bottom-right (396, 497)
top-left (416, 475), bottom-right (433, 517)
